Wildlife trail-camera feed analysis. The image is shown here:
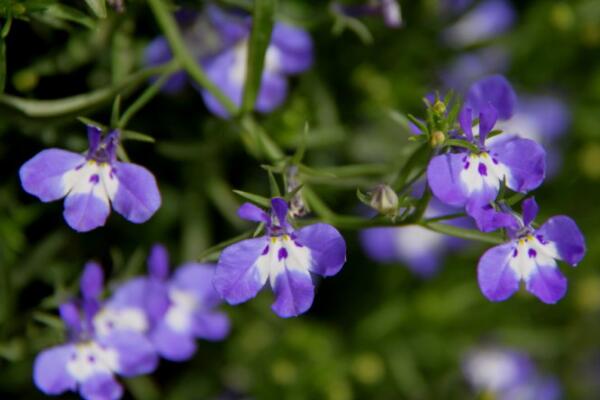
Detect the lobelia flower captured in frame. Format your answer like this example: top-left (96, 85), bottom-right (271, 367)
top-left (33, 262), bottom-right (158, 400)
top-left (427, 100), bottom-right (546, 231)
top-left (107, 244), bottom-right (230, 362)
top-left (462, 346), bottom-right (562, 400)
top-left (478, 197), bottom-right (585, 303)
top-left (19, 125), bottom-right (161, 232)
top-left (144, 5), bottom-right (313, 118)
top-left (442, 0), bottom-right (516, 48)
top-left (214, 198), bottom-right (346, 318)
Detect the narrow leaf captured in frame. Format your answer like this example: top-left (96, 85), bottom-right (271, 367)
top-left (84, 0), bottom-right (107, 18)
top-left (232, 190), bottom-right (271, 208)
top-left (241, 0), bottom-right (275, 113)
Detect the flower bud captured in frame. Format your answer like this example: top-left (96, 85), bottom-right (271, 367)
top-left (430, 130), bottom-right (445, 147)
top-left (432, 100), bottom-right (446, 116)
top-left (369, 184), bottom-right (399, 216)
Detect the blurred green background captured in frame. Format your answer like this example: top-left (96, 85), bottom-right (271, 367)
top-left (2, 0), bottom-right (600, 398)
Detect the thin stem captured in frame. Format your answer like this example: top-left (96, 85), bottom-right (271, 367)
top-left (0, 63), bottom-right (174, 118)
top-left (146, 0), bottom-right (238, 115)
top-left (118, 61), bottom-right (180, 129)
top-left (422, 212), bottom-right (466, 223)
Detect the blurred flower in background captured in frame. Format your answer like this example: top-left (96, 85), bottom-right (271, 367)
top-left (463, 345), bottom-right (562, 400)
top-left (145, 5), bottom-right (313, 118)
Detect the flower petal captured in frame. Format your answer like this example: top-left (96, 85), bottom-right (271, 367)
top-left (81, 261), bottom-right (104, 300)
top-left (109, 278), bottom-right (169, 325)
top-left (111, 162), bottom-right (161, 224)
top-left (214, 237), bottom-right (270, 305)
top-left (360, 228), bottom-right (399, 263)
top-left (465, 74), bottom-right (517, 120)
top-left (79, 373), bottom-right (123, 400)
top-left (63, 192), bottom-right (111, 232)
top-left (237, 202), bottom-right (269, 223)
top-left (466, 202), bottom-right (519, 233)
top-left (525, 263), bottom-right (567, 304)
top-left (522, 197), bottom-right (539, 226)
top-left (488, 136), bottom-right (546, 193)
top-left (201, 50), bottom-right (241, 118)
top-left (478, 103), bottom-right (498, 141)
top-left (171, 263), bottom-right (222, 308)
top-left (150, 320), bottom-right (197, 362)
top-left (271, 23), bottom-right (313, 74)
top-left (536, 216), bottom-right (586, 266)
top-left (33, 344), bottom-right (77, 395)
top-left (459, 107), bottom-right (474, 141)
top-left (192, 310), bottom-right (230, 341)
top-left (19, 149), bottom-right (86, 202)
top-left (427, 153), bottom-right (469, 207)
top-left (271, 268), bottom-right (314, 318)
top-left (148, 244), bottom-right (169, 280)
top-left (295, 223), bottom-right (346, 277)
top-left (255, 71), bottom-right (288, 114)
top-left (100, 331), bottom-right (158, 377)
top-left (477, 243), bottom-right (520, 301)
top-left (143, 36), bottom-right (187, 94)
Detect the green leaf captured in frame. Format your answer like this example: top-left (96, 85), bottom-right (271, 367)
top-left (421, 222), bottom-right (504, 244)
top-left (232, 190), bottom-right (271, 208)
top-left (267, 170), bottom-right (282, 197)
top-left (356, 188), bottom-right (371, 206)
top-left (445, 139), bottom-right (479, 152)
top-left (121, 130), bottom-right (155, 143)
top-left (40, 4), bottom-right (96, 29)
top-left (111, 95), bottom-right (121, 127)
top-left (84, 0), bottom-right (107, 18)
top-left (77, 116), bottom-right (106, 130)
top-left (241, 0), bottom-right (276, 113)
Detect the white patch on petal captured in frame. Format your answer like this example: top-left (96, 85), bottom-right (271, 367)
top-left (255, 235), bottom-right (312, 288)
top-left (93, 307), bottom-right (148, 338)
top-left (62, 160), bottom-right (119, 205)
top-left (464, 349), bottom-right (522, 391)
top-left (508, 235), bottom-right (559, 281)
top-left (459, 152), bottom-right (511, 195)
top-left (164, 289), bottom-right (198, 334)
top-left (393, 225), bottom-right (445, 259)
top-left (229, 40), bottom-right (281, 86)
top-left (66, 341), bottom-right (119, 382)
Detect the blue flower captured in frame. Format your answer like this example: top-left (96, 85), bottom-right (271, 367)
top-left (144, 5), bottom-right (314, 118)
top-left (33, 263), bottom-right (158, 400)
top-left (477, 197), bottom-right (585, 304)
top-left (108, 244), bottom-right (230, 362)
top-left (19, 125), bottom-right (161, 232)
top-left (214, 198), bottom-right (347, 318)
top-left (427, 76), bottom-right (546, 231)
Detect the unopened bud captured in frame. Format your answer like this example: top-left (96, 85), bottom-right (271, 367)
top-left (370, 184), bottom-right (399, 216)
top-left (430, 130), bottom-right (445, 147)
top-left (432, 100), bottom-right (446, 116)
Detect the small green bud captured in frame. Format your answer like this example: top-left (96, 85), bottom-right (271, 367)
top-left (369, 184), bottom-right (398, 216)
top-left (432, 100), bottom-right (446, 116)
top-left (430, 130), bottom-right (445, 147)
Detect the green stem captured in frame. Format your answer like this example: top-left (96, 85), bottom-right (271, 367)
top-left (146, 0), bottom-right (238, 115)
top-left (419, 222), bottom-right (504, 244)
top-left (118, 61), bottom-right (180, 129)
top-left (0, 63), bottom-right (175, 118)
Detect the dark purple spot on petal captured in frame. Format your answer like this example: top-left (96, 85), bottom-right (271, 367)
top-left (512, 249), bottom-right (518, 258)
top-left (89, 174), bottom-right (100, 184)
top-left (88, 355), bottom-right (95, 363)
top-left (492, 158), bottom-right (499, 165)
top-left (278, 247), bottom-right (288, 261)
top-left (478, 163), bottom-right (487, 176)
top-left (464, 161), bottom-right (470, 170)
top-left (262, 245), bottom-right (270, 255)
top-left (294, 241), bottom-right (303, 248)
top-left (536, 234), bottom-right (548, 245)
top-left (528, 248), bottom-right (537, 258)
top-left (75, 163), bottom-right (84, 171)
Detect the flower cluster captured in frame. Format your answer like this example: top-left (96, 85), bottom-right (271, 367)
top-left (462, 345), bottom-right (561, 399)
top-left (34, 247), bottom-right (230, 399)
top-left (145, 5), bottom-right (313, 118)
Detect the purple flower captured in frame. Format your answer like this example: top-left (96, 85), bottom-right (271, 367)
top-left (19, 125), bottom-right (161, 232)
top-left (144, 6), bottom-right (313, 118)
top-left (442, 0), bottom-right (516, 48)
top-left (33, 263), bottom-right (158, 400)
top-left (214, 198), bottom-right (346, 318)
top-left (427, 103), bottom-right (546, 228)
top-left (440, 47), bottom-right (511, 92)
top-left (360, 199), bottom-right (472, 278)
top-left (478, 197), bottom-right (585, 303)
top-left (108, 244), bottom-right (230, 362)
top-left (463, 346), bottom-right (562, 400)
